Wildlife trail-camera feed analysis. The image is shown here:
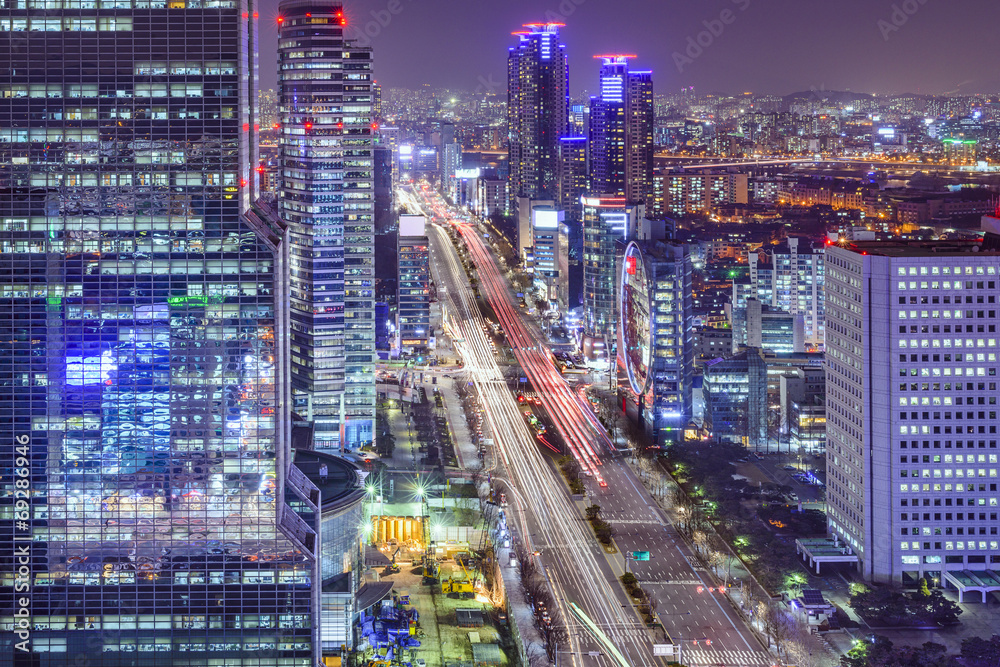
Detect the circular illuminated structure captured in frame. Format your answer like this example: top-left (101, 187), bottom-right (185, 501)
top-left (620, 241), bottom-right (653, 397)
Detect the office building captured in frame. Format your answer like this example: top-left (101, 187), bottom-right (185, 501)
top-left (507, 23), bottom-right (569, 218)
top-left (293, 449), bottom-right (367, 654)
top-left (569, 102), bottom-right (590, 138)
top-left (476, 178), bottom-right (509, 218)
top-left (703, 349), bottom-right (769, 448)
top-left (588, 56), bottom-right (654, 205)
top-left (732, 298), bottom-right (804, 354)
top-left (694, 327), bottom-right (734, 363)
top-left (619, 241), bottom-right (694, 444)
top-left (374, 145), bottom-right (395, 235)
top-left (414, 147), bottom-right (439, 177)
top-left (0, 0), bottom-right (318, 661)
top-left (750, 237), bottom-right (825, 351)
top-left (397, 216), bottom-right (431, 352)
top-left (517, 196), bottom-right (556, 262)
top-left (582, 196), bottom-right (643, 345)
top-left (530, 207), bottom-right (569, 312)
top-left (780, 368), bottom-right (826, 454)
top-left (441, 141), bottom-right (461, 203)
top-left (825, 239), bottom-right (1000, 584)
top-left (279, 0), bottom-right (376, 449)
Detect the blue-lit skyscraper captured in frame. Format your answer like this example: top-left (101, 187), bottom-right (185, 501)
top-left (0, 0), bottom-right (318, 662)
top-left (507, 22), bottom-right (569, 218)
top-left (279, 0), bottom-right (376, 449)
top-left (588, 56), bottom-right (653, 206)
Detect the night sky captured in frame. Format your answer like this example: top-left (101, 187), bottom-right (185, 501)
top-left (257, 0), bottom-right (1000, 96)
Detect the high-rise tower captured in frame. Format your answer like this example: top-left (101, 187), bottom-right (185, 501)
top-left (278, 0), bottom-right (376, 450)
top-left (0, 0), bottom-right (317, 662)
top-left (588, 56), bottom-right (653, 206)
top-left (825, 239), bottom-right (1000, 583)
top-left (507, 23), bottom-right (569, 220)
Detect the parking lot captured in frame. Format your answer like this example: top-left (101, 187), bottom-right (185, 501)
top-left (733, 451), bottom-right (826, 503)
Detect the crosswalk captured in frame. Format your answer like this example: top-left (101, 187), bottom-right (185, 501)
top-left (681, 649), bottom-right (775, 666)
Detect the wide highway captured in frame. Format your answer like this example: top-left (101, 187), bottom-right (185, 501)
top-left (411, 186), bottom-right (777, 667)
top-left (403, 187), bottom-right (665, 667)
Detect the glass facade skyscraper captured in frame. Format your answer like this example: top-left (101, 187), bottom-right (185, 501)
top-left (1, 0), bottom-right (317, 663)
top-left (582, 196), bottom-right (642, 344)
top-left (278, 0), bottom-right (376, 449)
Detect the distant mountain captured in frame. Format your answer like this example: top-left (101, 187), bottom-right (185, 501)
top-left (782, 90), bottom-right (875, 104)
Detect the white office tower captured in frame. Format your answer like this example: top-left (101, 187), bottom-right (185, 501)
top-left (825, 239), bottom-right (1000, 585)
top-left (279, 1), bottom-right (376, 449)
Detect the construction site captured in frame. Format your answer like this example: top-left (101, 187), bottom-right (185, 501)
top-left (352, 372), bottom-right (511, 667)
top-left (354, 477), bottom-right (511, 667)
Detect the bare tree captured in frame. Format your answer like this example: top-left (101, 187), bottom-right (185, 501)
top-left (692, 530), bottom-right (710, 559)
top-left (527, 642), bottom-right (550, 667)
top-left (757, 601), bottom-right (776, 648)
top-left (769, 606), bottom-right (796, 660)
top-left (785, 624), bottom-right (821, 667)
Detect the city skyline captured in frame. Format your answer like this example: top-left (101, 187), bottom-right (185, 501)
top-left (7, 0), bottom-right (1000, 663)
top-left (256, 0), bottom-right (1000, 96)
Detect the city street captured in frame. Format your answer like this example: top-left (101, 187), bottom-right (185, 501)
top-left (414, 189), bottom-right (668, 667)
top-left (412, 186), bottom-right (777, 667)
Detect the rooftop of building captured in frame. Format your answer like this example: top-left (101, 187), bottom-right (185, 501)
top-left (293, 448), bottom-right (366, 512)
top-left (835, 236), bottom-right (1000, 257)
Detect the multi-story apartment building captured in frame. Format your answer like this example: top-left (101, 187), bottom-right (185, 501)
top-left (651, 170), bottom-right (748, 218)
top-left (279, 0), bottom-right (376, 449)
top-left (507, 23), bottom-right (569, 218)
top-left (588, 56), bottom-right (653, 206)
top-left (825, 240), bottom-right (1000, 584)
top-left (0, 0), bottom-right (318, 661)
top-left (750, 237), bottom-right (825, 351)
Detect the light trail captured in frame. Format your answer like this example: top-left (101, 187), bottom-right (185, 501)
top-left (414, 189), bottom-right (663, 667)
top-left (414, 185), bottom-right (777, 667)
